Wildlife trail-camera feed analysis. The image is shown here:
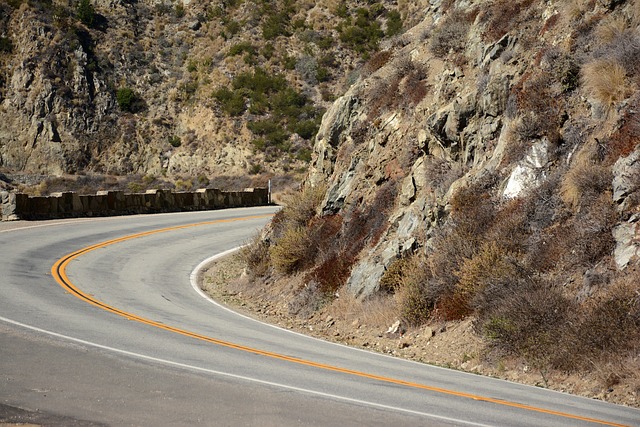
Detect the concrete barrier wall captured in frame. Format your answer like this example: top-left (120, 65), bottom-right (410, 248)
top-left (0, 187), bottom-right (270, 221)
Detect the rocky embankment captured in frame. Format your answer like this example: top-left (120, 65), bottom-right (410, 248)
top-left (241, 0), bottom-right (640, 407)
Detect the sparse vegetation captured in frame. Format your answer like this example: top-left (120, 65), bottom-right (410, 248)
top-left (212, 67), bottom-right (323, 157)
top-left (430, 8), bottom-right (472, 58)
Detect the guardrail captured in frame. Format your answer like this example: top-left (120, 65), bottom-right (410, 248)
top-left (0, 187), bottom-right (270, 221)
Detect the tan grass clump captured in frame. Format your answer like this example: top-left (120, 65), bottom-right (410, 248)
top-left (394, 254), bottom-right (433, 326)
top-left (329, 292), bottom-right (398, 330)
top-left (277, 184), bottom-right (326, 228)
top-left (239, 233), bottom-right (271, 278)
top-left (560, 155), bottom-right (612, 209)
top-left (594, 15), bottom-right (628, 45)
top-left (582, 58), bottom-right (634, 109)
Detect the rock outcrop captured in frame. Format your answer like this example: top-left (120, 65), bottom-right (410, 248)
top-left (0, 1), bottom-right (415, 182)
top-left (300, 0), bottom-right (640, 299)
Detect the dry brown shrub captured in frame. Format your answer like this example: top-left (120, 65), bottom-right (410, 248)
top-left (270, 226), bottom-right (313, 274)
top-left (509, 72), bottom-right (562, 143)
top-left (329, 292), bottom-right (398, 330)
top-left (430, 8), bottom-right (473, 58)
top-left (564, 0), bottom-right (589, 22)
top-left (582, 58), bottom-right (634, 109)
top-left (306, 182), bottom-right (398, 295)
top-left (273, 215), bottom-right (343, 281)
top-left (307, 214), bottom-right (343, 255)
top-left (486, 197), bottom-right (532, 254)
top-left (560, 155), bottom-right (612, 209)
top-left (401, 67), bottom-right (429, 107)
top-left (394, 254), bottom-right (434, 326)
top-left (287, 281), bottom-right (328, 318)
top-left (240, 233), bottom-right (271, 278)
top-left (578, 284), bottom-right (639, 351)
top-left (424, 156), bottom-right (465, 196)
top-left (605, 102), bottom-right (640, 164)
top-left (567, 269), bottom-right (640, 371)
top-left (593, 357), bottom-right (640, 390)
top-left (366, 72), bottom-right (402, 119)
top-left (379, 255), bottom-right (410, 294)
top-left (265, 184), bottom-right (328, 276)
top-left (595, 14), bottom-right (628, 45)
top-left (424, 184), bottom-right (499, 320)
top-left (481, 0), bottom-right (537, 42)
top-left (361, 50), bottom-right (393, 76)
top-left (277, 184), bottom-right (326, 229)
top-left (307, 252), bottom-right (355, 295)
top-left (631, 0), bottom-right (640, 25)
top-left (537, 191), bottom-right (615, 274)
top-left (571, 193), bottom-right (617, 264)
top-left (478, 278), bottom-right (574, 368)
top-left (455, 242), bottom-right (522, 314)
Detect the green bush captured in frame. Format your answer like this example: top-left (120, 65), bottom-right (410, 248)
top-left (225, 19), bottom-right (241, 36)
top-left (385, 10), bottom-right (403, 36)
top-left (228, 42), bottom-right (256, 57)
top-left (291, 119), bottom-right (319, 140)
top-left (213, 67), bottom-right (323, 154)
top-left (116, 87), bottom-right (140, 112)
top-left (174, 3), bottom-right (185, 18)
top-left (232, 67), bottom-right (287, 93)
top-left (336, 7), bottom-right (385, 55)
top-left (0, 36), bottom-right (13, 53)
top-left (179, 80), bottom-right (199, 100)
top-left (76, 0), bottom-right (95, 27)
top-left (248, 119), bottom-right (290, 150)
top-left (168, 135), bottom-right (182, 147)
top-left (262, 12), bottom-right (291, 40)
top-left (212, 87), bottom-right (246, 116)
top-left (261, 43), bottom-right (275, 60)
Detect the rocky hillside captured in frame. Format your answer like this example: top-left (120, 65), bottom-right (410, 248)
top-left (0, 0), bottom-right (418, 191)
top-left (242, 0), bottom-right (640, 404)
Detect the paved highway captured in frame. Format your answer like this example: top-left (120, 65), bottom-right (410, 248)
top-left (1, 208), bottom-right (638, 426)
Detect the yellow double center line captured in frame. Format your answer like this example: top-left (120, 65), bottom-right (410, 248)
top-left (51, 215), bottom-right (630, 427)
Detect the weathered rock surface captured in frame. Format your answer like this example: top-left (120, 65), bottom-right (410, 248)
top-left (302, 0), bottom-right (640, 299)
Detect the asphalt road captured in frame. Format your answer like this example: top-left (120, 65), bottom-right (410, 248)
top-left (1, 208), bottom-right (638, 426)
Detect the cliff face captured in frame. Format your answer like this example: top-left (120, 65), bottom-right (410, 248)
top-left (1, 0), bottom-right (161, 176)
top-left (307, 0), bottom-right (640, 298)
top-left (0, 0), bottom-right (418, 184)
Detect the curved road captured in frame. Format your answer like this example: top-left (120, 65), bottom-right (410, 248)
top-left (1, 208), bottom-right (638, 426)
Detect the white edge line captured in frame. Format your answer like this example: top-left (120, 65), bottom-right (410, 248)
top-left (190, 249), bottom-right (521, 377)
top-left (190, 249), bottom-right (640, 408)
top-left (0, 315), bottom-right (489, 427)
top-left (190, 250), bottom-right (640, 426)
